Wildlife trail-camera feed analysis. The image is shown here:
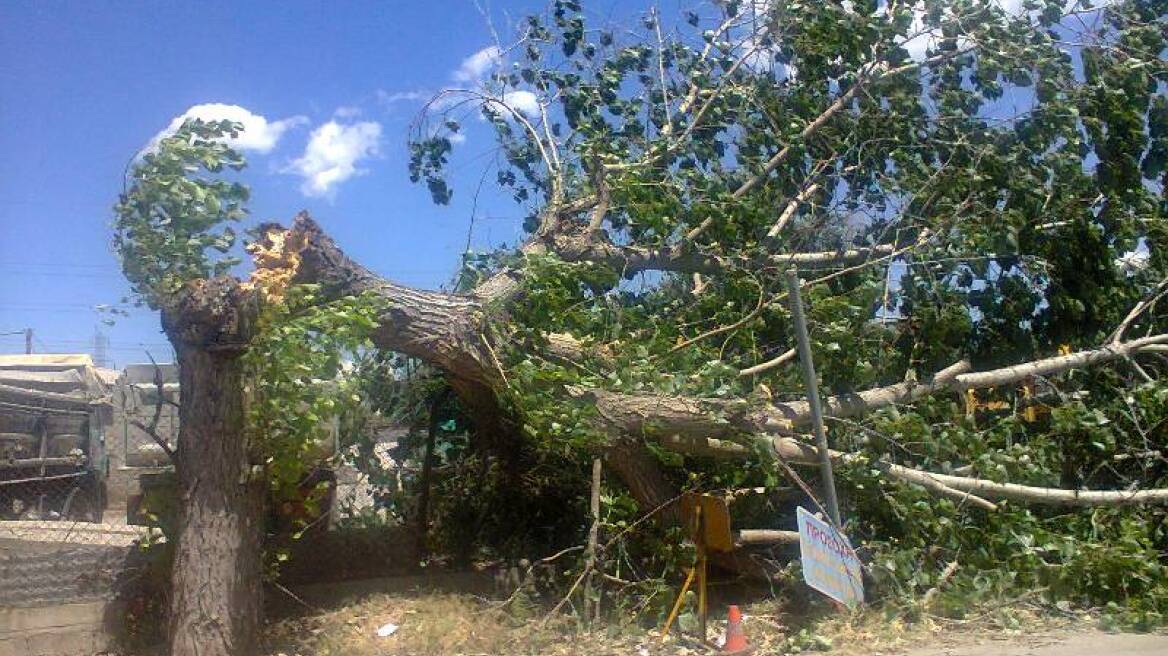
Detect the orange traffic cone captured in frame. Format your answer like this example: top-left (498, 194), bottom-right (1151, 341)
top-left (722, 605), bottom-right (750, 654)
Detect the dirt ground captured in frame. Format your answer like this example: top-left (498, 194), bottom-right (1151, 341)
top-left (263, 584), bottom-right (1168, 656)
top-left (898, 630), bottom-right (1167, 656)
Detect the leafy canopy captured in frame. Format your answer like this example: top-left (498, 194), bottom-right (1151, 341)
top-left (406, 0), bottom-right (1168, 625)
top-left (114, 120), bottom-right (384, 537)
top-left (114, 119), bottom-right (249, 308)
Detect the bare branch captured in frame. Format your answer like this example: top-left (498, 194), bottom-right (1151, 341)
top-left (131, 419), bottom-right (176, 462)
top-left (138, 350), bottom-right (176, 464)
top-left (765, 183), bottom-right (821, 240)
top-left (739, 347), bottom-right (796, 377)
top-left (1109, 275), bottom-right (1168, 344)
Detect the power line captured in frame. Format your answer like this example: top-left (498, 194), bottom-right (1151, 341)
top-left (0, 309), bottom-right (151, 315)
top-left (0, 271), bottom-right (125, 279)
top-left (0, 337), bottom-right (170, 346)
top-left (0, 302), bottom-right (132, 308)
top-left (0, 338), bottom-right (172, 351)
top-left (0, 262), bottom-right (118, 269)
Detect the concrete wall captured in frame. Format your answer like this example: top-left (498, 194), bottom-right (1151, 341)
top-left (0, 542), bottom-right (135, 656)
top-left (104, 365), bottom-right (179, 512)
top-left (0, 601), bottom-right (118, 656)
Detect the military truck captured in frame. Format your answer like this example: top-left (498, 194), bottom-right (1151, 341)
top-left (0, 355), bottom-right (113, 522)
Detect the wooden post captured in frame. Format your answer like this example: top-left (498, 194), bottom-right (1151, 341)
top-left (583, 457), bottom-right (602, 624)
top-left (697, 509), bottom-right (708, 642)
top-left (785, 268), bottom-right (842, 527)
top-left (415, 392), bottom-right (445, 557)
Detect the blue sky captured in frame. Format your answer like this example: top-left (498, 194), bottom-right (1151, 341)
top-left (0, 0), bottom-right (640, 365)
top-left (0, 1), bottom-right (1111, 366)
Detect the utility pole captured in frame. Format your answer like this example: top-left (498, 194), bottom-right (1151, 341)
top-left (785, 268), bottom-right (842, 527)
top-left (93, 327), bottom-right (109, 368)
top-left (24, 328), bottom-right (32, 355)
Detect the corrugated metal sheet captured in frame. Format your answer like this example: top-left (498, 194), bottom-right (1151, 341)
top-left (0, 355), bottom-right (110, 405)
top-left (0, 355), bottom-right (96, 370)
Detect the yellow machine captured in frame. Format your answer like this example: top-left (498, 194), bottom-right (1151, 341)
top-left (660, 492), bottom-right (735, 643)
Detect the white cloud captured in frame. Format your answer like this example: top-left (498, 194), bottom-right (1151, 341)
top-left (286, 121), bottom-right (382, 198)
top-left (501, 90), bottom-right (541, 117)
top-left (333, 105), bottom-right (362, 119)
top-left (377, 89), bottom-right (429, 106)
top-left (443, 46), bottom-right (547, 143)
top-left (149, 103), bottom-right (307, 154)
top-left (453, 46), bottom-right (502, 83)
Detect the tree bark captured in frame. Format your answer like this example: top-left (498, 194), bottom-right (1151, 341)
top-left (256, 214), bottom-right (676, 516)
top-left (604, 438), bottom-right (682, 524)
top-left (548, 229), bottom-right (901, 277)
top-left (162, 278), bottom-right (264, 656)
top-left (573, 337), bottom-right (1168, 441)
top-left (253, 214), bottom-right (1168, 568)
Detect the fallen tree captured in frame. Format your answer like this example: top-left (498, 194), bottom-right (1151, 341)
top-left (247, 0), bottom-right (1168, 561)
top-left (256, 208), bottom-right (1168, 530)
top-left (120, 1), bottom-right (1168, 649)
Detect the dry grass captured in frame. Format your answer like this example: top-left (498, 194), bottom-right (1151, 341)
top-left (267, 593), bottom-right (520, 656)
top-left (264, 587), bottom-right (1093, 656)
top-left (265, 588), bottom-right (744, 656)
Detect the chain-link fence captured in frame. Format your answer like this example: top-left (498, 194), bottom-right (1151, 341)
top-left (0, 354), bottom-right (440, 655)
top-left (0, 353), bottom-right (146, 624)
top-left (0, 520), bottom-right (145, 607)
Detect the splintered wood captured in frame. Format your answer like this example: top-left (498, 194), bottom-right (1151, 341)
top-left (244, 224), bottom-right (306, 303)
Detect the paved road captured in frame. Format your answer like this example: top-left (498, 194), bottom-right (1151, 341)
top-left (902, 630), bottom-right (1167, 656)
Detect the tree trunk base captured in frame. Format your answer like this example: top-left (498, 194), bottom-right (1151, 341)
top-left (164, 280), bottom-right (264, 656)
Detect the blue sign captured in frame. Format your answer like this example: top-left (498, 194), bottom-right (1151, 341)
top-left (796, 506), bottom-right (864, 608)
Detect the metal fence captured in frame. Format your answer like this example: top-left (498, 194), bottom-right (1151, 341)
top-left (0, 519), bottom-right (146, 608)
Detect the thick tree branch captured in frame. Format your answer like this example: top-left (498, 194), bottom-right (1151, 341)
top-left (951, 334), bottom-right (1168, 390)
top-left (256, 214), bottom-right (500, 387)
top-left (551, 230), bottom-right (901, 277)
top-left (766, 436), bottom-right (1168, 507)
top-left (255, 212), bottom-right (680, 515)
top-left (574, 335), bottom-right (1168, 439)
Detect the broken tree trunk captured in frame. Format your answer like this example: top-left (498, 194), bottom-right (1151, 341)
top-left (262, 216), bottom-right (512, 443)
top-left (162, 278), bottom-right (264, 656)
top-left (255, 214), bottom-right (680, 520)
top-left (252, 214), bottom-right (1168, 581)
